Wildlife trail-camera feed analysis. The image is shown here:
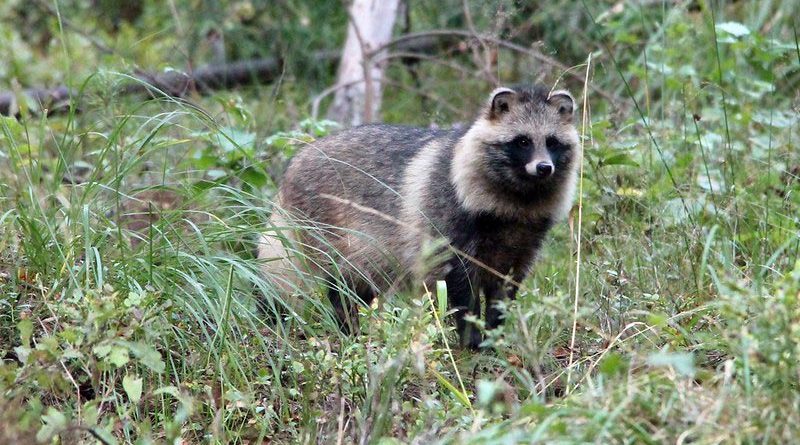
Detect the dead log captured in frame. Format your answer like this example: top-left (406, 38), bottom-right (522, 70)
top-left (0, 86), bottom-right (73, 117)
top-left (0, 35), bottom-right (446, 117)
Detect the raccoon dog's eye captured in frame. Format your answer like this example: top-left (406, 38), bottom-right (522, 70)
top-left (517, 137), bottom-right (531, 148)
top-left (546, 136), bottom-right (565, 150)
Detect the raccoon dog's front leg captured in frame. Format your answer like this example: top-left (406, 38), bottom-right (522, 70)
top-left (327, 282), bottom-right (376, 335)
top-left (483, 277), bottom-right (520, 331)
top-left (444, 263), bottom-right (482, 349)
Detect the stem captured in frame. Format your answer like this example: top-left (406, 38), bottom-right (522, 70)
top-left (567, 53), bottom-right (592, 395)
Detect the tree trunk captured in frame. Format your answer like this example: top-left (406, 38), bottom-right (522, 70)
top-left (327, 0), bottom-right (401, 126)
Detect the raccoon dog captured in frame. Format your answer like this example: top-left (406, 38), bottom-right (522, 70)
top-left (259, 84), bottom-right (580, 349)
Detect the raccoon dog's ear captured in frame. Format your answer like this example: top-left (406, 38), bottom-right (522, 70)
top-left (488, 87), bottom-right (516, 120)
top-left (547, 90), bottom-right (576, 118)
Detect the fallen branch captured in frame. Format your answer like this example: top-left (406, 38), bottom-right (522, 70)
top-left (0, 35), bottom-right (445, 117)
top-left (0, 86), bottom-right (73, 117)
top-left (126, 55), bottom-right (294, 96)
top-left (0, 31), bottom-right (615, 117)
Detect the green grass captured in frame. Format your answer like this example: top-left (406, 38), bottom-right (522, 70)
top-left (1, 1), bottom-right (799, 443)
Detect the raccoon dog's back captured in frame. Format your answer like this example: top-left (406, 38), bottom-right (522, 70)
top-left (281, 124), bottom-right (452, 230)
top-left (261, 124), bottom-right (459, 292)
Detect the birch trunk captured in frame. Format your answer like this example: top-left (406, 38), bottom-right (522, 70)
top-left (327, 0), bottom-right (401, 126)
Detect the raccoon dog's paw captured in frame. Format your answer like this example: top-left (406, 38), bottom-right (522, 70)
top-left (461, 326), bottom-right (484, 350)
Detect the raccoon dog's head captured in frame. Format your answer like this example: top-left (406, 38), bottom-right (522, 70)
top-left (452, 84), bottom-right (580, 220)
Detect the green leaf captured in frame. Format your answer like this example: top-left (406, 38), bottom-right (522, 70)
top-left (300, 118), bottom-right (340, 137)
top-left (647, 351), bottom-right (695, 376)
top-left (154, 386), bottom-right (195, 423)
top-left (206, 169), bottom-right (227, 181)
top-left (716, 22), bottom-right (750, 37)
top-left (265, 130), bottom-right (315, 155)
top-left (123, 374), bottom-right (143, 404)
top-left (13, 346), bottom-right (31, 365)
top-left (601, 153), bottom-right (639, 167)
top-left (37, 407), bottom-right (67, 442)
top-left (519, 401), bottom-right (548, 417)
top-left (0, 115), bottom-right (25, 143)
top-left (123, 341), bottom-right (165, 373)
top-left (82, 400), bottom-right (100, 426)
top-left (476, 379), bottom-right (499, 408)
top-left (123, 291), bottom-right (145, 308)
top-left (59, 327), bottom-right (81, 344)
top-left (93, 428), bottom-right (119, 445)
top-left (216, 126), bottom-right (256, 154)
top-left (647, 312), bottom-right (668, 328)
top-left (435, 280), bottom-right (448, 318)
top-left (61, 347), bottom-right (82, 360)
top-left (430, 368), bottom-right (471, 409)
top-left (17, 319), bottom-right (33, 348)
top-left (93, 343), bottom-right (112, 358)
top-left (598, 352), bottom-right (627, 377)
top-left (108, 346), bottom-right (130, 368)
top-left (240, 166), bottom-right (269, 188)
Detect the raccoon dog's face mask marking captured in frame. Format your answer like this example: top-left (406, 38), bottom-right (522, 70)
top-left (483, 87), bottom-right (578, 199)
top-left (485, 132), bottom-right (572, 186)
top-left (451, 85), bottom-right (581, 220)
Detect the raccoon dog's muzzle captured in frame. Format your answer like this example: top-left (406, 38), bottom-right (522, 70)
top-left (525, 159), bottom-right (555, 178)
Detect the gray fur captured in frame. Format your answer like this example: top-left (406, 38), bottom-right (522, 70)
top-left (259, 84), bottom-right (580, 347)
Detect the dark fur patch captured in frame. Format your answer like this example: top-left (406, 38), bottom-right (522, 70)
top-left (480, 136), bottom-right (574, 207)
top-left (511, 84), bottom-right (550, 104)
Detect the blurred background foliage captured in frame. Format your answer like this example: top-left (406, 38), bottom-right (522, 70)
top-left (4, 1), bottom-right (796, 117)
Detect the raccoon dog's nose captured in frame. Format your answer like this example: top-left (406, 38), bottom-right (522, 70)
top-left (536, 162), bottom-right (554, 177)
